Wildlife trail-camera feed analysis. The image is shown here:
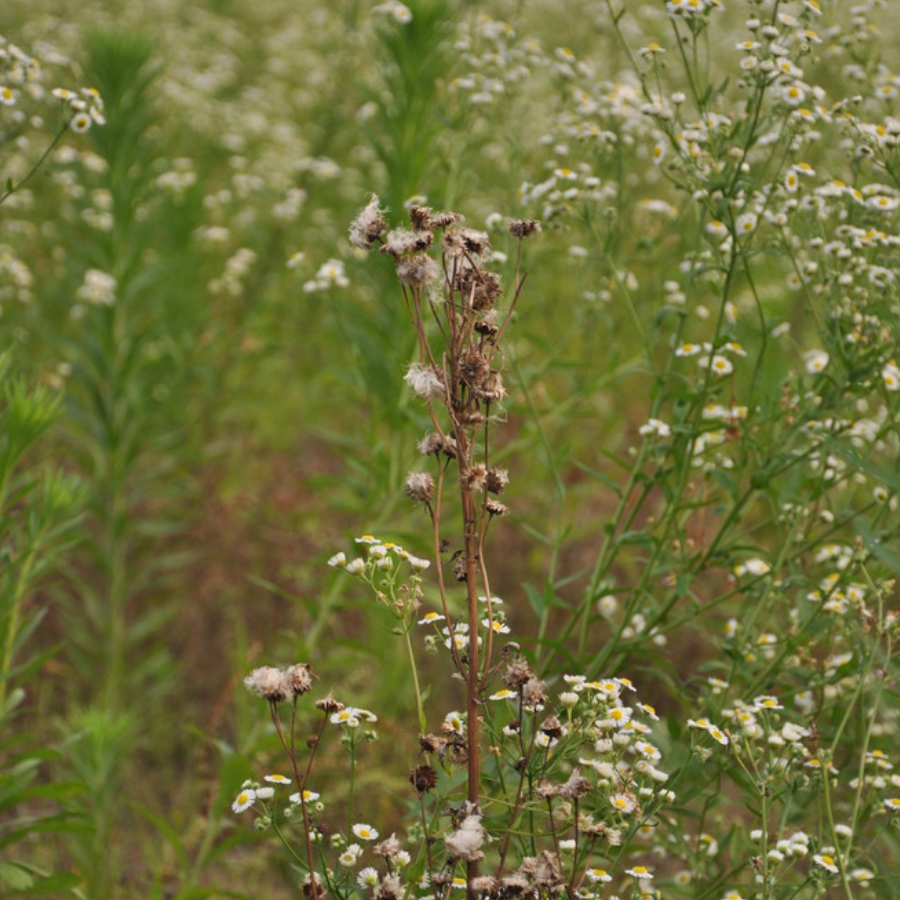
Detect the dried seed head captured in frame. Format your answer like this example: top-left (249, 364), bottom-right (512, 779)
top-left (409, 205), bottom-right (434, 231)
top-left (475, 371), bottom-right (506, 403)
top-left (442, 230), bottom-right (467, 258)
top-left (508, 219), bottom-right (541, 239)
top-left (381, 228), bottom-right (434, 257)
top-left (420, 733), bottom-right (443, 753)
top-left (519, 851), bottom-right (566, 888)
top-left (486, 468), bottom-right (509, 494)
top-left (471, 271), bottom-right (502, 310)
top-left (374, 834), bottom-right (402, 858)
top-left (301, 874), bottom-right (324, 899)
top-left (503, 658), bottom-right (532, 687)
top-left (499, 873), bottom-right (531, 896)
top-left (410, 763), bottom-right (438, 793)
top-left (375, 875), bottom-right (402, 900)
top-left (453, 554), bottom-right (468, 582)
top-left (464, 463), bottom-right (488, 493)
top-left (404, 471), bottom-right (435, 503)
top-left (522, 676), bottom-right (548, 710)
top-left (470, 876), bottom-right (499, 897)
top-left (397, 253), bottom-right (440, 287)
top-left (405, 364), bottom-right (445, 400)
top-left (457, 409), bottom-right (486, 429)
top-left (486, 499), bottom-right (510, 517)
top-left (460, 350), bottom-right (490, 386)
top-left (417, 432), bottom-right (445, 456)
top-left (474, 309), bottom-right (500, 337)
top-left (316, 692), bottom-right (344, 713)
top-left (431, 210), bottom-right (463, 229)
top-left (535, 780), bottom-right (562, 800)
top-left (559, 768), bottom-right (592, 799)
top-left (285, 663), bottom-right (314, 697)
top-left (244, 666), bottom-right (290, 703)
top-left (459, 228), bottom-right (490, 256)
top-left (444, 815), bottom-right (485, 862)
top-left (540, 715), bottom-right (564, 739)
top-left (349, 195), bottom-right (388, 250)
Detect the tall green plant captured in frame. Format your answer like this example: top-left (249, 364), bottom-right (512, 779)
top-left (0, 354), bottom-right (83, 896)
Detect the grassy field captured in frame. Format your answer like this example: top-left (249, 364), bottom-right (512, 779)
top-left (2, 0), bottom-right (900, 897)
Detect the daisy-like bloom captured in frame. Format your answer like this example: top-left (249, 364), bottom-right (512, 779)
top-left (626, 865), bottom-right (653, 880)
top-left (418, 611), bottom-right (445, 625)
top-left (688, 717), bottom-right (712, 730)
top-left (445, 710), bottom-right (464, 732)
top-left (706, 220), bottom-right (728, 238)
top-left (605, 706), bottom-right (633, 727)
top-left (327, 552), bottom-right (346, 568)
top-left (814, 854), bottom-right (839, 875)
top-left (883, 798), bottom-right (900, 812)
top-left (256, 786), bottom-right (275, 800)
top-left (735, 213), bottom-right (758, 235)
top-left (482, 618), bottom-right (511, 634)
top-left (451, 877), bottom-right (468, 890)
top-left (675, 342), bottom-right (702, 357)
top-left (70, 112), bottom-right (92, 133)
top-left (638, 418), bottom-right (671, 438)
top-left (331, 706), bottom-right (377, 727)
top-left (339, 846), bottom-right (362, 866)
top-left (0, 86), bottom-right (14, 105)
top-left (722, 892), bottom-right (746, 900)
top-left (52, 87), bottom-right (77, 100)
top-left (346, 558), bottom-right (366, 575)
top-left (585, 868), bottom-right (612, 883)
top-left (610, 794), bottom-right (636, 813)
top-left (265, 774), bottom-right (291, 784)
top-left (851, 868), bottom-right (874, 886)
top-left (868, 195), bottom-right (900, 212)
top-left (733, 558), bottom-right (770, 577)
top-left (708, 725), bottom-right (729, 746)
top-left (489, 688), bottom-right (517, 701)
top-left (781, 84), bottom-right (805, 105)
top-left (804, 350), bottom-right (829, 373)
top-left (705, 355), bottom-right (733, 376)
top-left (353, 823), bottom-right (380, 841)
top-left (357, 867), bottom-right (379, 888)
top-left (637, 702), bottom-right (659, 720)
top-left (754, 695), bottom-right (783, 711)
top-left (232, 788), bottom-right (256, 813)
top-left (882, 362), bottom-right (900, 391)
top-left (290, 789), bottom-right (320, 803)
top-left (355, 534), bottom-right (380, 545)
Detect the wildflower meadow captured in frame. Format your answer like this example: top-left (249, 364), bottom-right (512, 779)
top-left (2, 0), bottom-right (900, 898)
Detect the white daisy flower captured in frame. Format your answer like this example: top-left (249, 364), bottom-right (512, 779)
top-left (353, 823), bottom-right (380, 841)
top-left (804, 349), bottom-right (829, 373)
top-left (357, 867), bottom-right (380, 888)
top-left (232, 789), bottom-right (256, 813)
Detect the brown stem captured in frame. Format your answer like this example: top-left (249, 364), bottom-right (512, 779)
top-left (419, 793), bottom-right (435, 886)
top-left (270, 702), bottom-right (320, 900)
top-left (460, 475), bottom-right (482, 897)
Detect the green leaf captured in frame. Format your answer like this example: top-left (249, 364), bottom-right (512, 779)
top-left (0, 860), bottom-right (34, 890)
